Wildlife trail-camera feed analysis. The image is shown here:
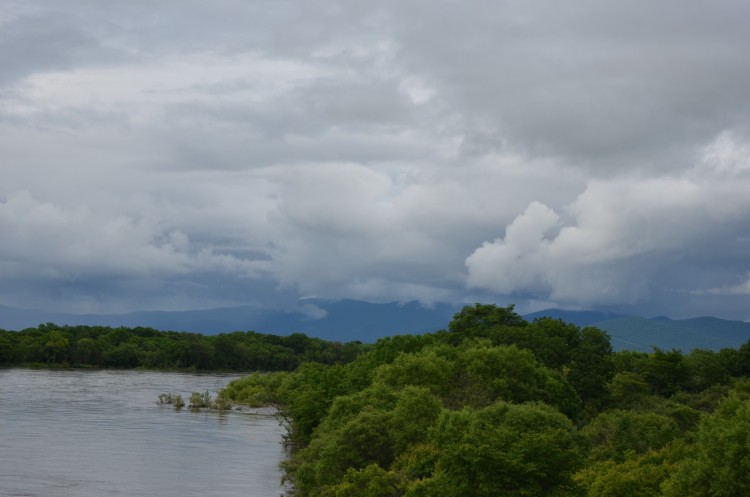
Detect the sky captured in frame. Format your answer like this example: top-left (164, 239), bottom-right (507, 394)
top-left (2, 0), bottom-right (750, 321)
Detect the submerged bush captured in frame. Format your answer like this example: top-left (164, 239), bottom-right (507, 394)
top-left (189, 390), bottom-right (213, 409)
top-left (213, 392), bottom-right (233, 411)
top-left (157, 392), bottom-right (185, 409)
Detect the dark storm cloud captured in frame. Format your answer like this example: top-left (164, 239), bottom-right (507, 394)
top-left (2, 0), bottom-right (750, 319)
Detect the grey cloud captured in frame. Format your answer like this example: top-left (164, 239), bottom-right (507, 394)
top-left (389, 0), bottom-right (750, 170)
top-left (3, 0), bottom-right (750, 320)
top-left (0, 5), bottom-right (128, 85)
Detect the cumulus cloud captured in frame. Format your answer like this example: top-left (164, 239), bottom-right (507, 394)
top-left (467, 133), bottom-right (750, 314)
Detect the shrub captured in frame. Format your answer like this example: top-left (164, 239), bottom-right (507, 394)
top-left (189, 390), bottom-right (213, 409)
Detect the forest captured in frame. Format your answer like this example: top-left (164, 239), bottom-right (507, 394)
top-left (218, 304), bottom-right (750, 497)
top-left (3, 304), bottom-right (750, 496)
top-left (0, 323), bottom-right (365, 370)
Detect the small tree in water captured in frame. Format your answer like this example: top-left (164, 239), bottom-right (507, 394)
top-left (189, 391), bottom-right (213, 409)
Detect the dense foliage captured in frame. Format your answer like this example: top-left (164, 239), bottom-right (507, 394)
top-left (0, 324), bottom-right (365, 370)
top-left (219, 303), bottom-right (750, 497)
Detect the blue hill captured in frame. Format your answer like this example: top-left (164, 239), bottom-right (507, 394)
top-left (524, 308), bottom-right (750, 352)
top-left (0, 300), bottom-right (459, 343)
top-left (4, 302), bottom-right (750, 351)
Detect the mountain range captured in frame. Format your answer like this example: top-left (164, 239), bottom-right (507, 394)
top-left (0, 300), bottom-right (459, 343)
top-left (525, 309), bottom-right (750, 352)
top-left (2, 301), bottom-right (749, 352)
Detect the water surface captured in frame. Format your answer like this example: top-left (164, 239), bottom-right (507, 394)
top-left (0, 369), bottom-right (286, 497)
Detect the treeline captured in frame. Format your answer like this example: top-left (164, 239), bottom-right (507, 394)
top-left (0, 323), bottom-right (365, 370)
top-left (220, 304), bottom-right (750, 497)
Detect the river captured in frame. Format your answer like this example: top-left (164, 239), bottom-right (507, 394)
top-left (0, 369), bottom-right (287, 497)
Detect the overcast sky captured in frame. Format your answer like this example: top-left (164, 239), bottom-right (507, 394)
top-left (2, 0), bottom-right (750, 320)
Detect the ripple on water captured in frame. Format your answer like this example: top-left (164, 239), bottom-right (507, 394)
top-left (0, 369), bottom-right (287, 497)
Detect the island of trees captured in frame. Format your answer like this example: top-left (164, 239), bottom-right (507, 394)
top-left (3, 303), bottom-right (750, 496)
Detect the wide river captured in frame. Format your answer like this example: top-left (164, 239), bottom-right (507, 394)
top-left (0, 369), bottom-right (287, 497)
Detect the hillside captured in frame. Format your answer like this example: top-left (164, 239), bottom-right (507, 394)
top-left (526, 309), bottom-right (750, 352)
top-left (3, 302), bottom-right (749, 351)
top-left (0, 300), bottom-right (460, 343)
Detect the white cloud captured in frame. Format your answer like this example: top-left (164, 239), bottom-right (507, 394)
top-left (466, 143), bottom-right (750, 308)
top-left (694, 275), bottom-right (750, 296)
top-left (466, 201), bottom-right (560, 295)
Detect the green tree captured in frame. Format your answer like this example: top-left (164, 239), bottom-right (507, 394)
top-left (321, 464), bottom-right (405, 497)
top-left (663, 393), bottom-right (750, 497)
top-left (685, 348), bottom-right (730, 391)
top-left (426, 401), bottom-right (587, 497)
top-left (608, 372), bottom-right (651, 408)
top-left (567, 327), bottom-right (614, 409)
top-left (453, 343), bottom-right (581, 416)
top-left (45, 330), bottom-right (69, 364)
top-left (72, 337), bottom-right (100, 365)
top-left (574, 443), bottom-right (686, 497)
top-left (0, 330), bottom-right (15, 365)
top-left (291, 386), bottom-right (442, 496)
top-left (447, 303), bottom-right (527, 340)
top-left (582, 409), bottom-right (680, 462)
top-left (645, 348), bottom-right (690, 396)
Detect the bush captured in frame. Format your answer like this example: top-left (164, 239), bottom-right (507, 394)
top-left (157, 392), bottom-right (185, 409)
top-left (189, 390), bottom-right (213, 409)
top-left (213, 393), bottom-right (233, 411)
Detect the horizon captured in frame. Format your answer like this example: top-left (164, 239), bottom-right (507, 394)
top-left (4, 1), bottom-right (750, 327)
top-left (3, 298), bottom-right (749, 324)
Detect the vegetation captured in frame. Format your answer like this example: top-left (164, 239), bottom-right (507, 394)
top-left (217, 303), bottom-right (750, 497)
top-left (0, 324), bottom-right (366, 370)
top-left (157, 390), bottom-right (233, 410)
top-left (157, 392), bottom-right (186, 409)
top-left (6, 303), bottom-right (750, 495)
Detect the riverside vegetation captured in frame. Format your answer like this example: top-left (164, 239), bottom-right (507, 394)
top-left (219, 304), bottom-right (750, 497)
top-left (0, 324), bottom-right (365, 370)
top-left (4, 304), bottom-right (750, 495)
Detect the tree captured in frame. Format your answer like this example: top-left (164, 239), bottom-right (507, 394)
top-left (645, 348), bottom-right (690, 396)
top-left (321, 464), bottom-right (405, 497)
top-left (290, 386), bottom-right (442, 496)
top-left (0, 330), bottom-right (15, 365)
top-left (73, 337), bottom-right (100, 365)
top-left (447, 304), bottom-right (527, 340)
top-left (426, 401), bottom-right (587, 497)
top-left (582, 409), bottom-right (680, 462)
top-left (663, 393), bottom-right (750, 496)
top-left (45, 330), bottom-right (69, 364)
top-left (608, 372), bottom-right (651, 408)
top-left (567, 327), bottom-right (614, 409)
top-left (574, 443), bottom-right (685, 497)
top-left (453, 343), bottom-right (581, 416)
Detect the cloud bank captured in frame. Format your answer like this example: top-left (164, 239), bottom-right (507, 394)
top-left (2, 1), bottom-right (750, 320)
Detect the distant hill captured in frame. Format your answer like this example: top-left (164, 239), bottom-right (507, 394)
top-left (525, 309), bottom-right (750, 352)
top-left (0, 300), bottom-right (460, 343)
top-left (523, 309), bottom-right (627, 328)
top-left (4, 302), bottom-right (750, 351)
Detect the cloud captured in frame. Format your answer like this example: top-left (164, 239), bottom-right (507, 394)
top-left (0, 191), bottom-right (272, 310)
top-left (467, 134), bottom-right (750, 312)
top-left (391, 0), bottom-right (750, 171)
top-left (694, 275), bottom-right (750, 296)
top-left (466, 201), bottom-right (560, 295)
top-left (298, 303), bottom-right (329, 320)
top-left (3, 1), bottom-right (750, 320)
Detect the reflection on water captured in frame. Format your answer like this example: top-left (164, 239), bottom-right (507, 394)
top-left (0, 369), bottom-right (287, 497)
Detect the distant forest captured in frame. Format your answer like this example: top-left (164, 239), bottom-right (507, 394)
top-left (0, 324), bottom-right (365, 370)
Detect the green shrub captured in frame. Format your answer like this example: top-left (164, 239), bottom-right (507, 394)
top-left (157, 392), bottom-right (185, 409)
top-left (189, 390), bottom-right (213, 408)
